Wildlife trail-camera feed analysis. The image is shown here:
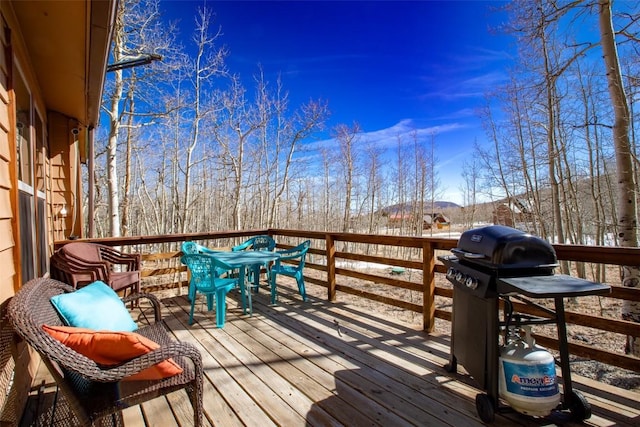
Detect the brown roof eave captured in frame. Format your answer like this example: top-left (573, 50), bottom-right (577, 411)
top-left (80, 0), bottom-right (117, 163)
top-left (86, 0), bottom-right (118, 129)
top-left (10, 0), bottom-right (117, 162)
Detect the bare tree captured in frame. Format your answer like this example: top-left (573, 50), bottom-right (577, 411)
top-left (363, 140), bottom-right (385, 235)
top-left (460, 156), bottom-right (481, 228)
top-left (410, 130), bottom-right (425, 236)
top-left (121, 83), bottom-right (135, 236)
top-left (100, 0), bottom-right (179, 237)
top-left (319, 148), bottom-right (334, 231)
top-left (477, 100), bottom-right (516, 205)
top-left (391, 134), bottom-right (411, 236)
top-left (333, 122), bottom-right (362, 233)
top-left (214, 75), bottom-right (265, 230)
top-left (260, 75), bottom-right (329, 227)
top-left (105, 2), bottom-right (126, 237)
top-left (425, 132), bottom-right (441, 236)
top-left (181, 7), bottom-right (227, 233)
top-left (598, 0), bottom-right (640, 356)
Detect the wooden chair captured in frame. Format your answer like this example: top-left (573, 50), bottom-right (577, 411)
top-left (50, 242), bottom-right (141, 295)
top-left (7, 277), bottom-right (203, 426)
top-left (269, 240), bottom-right (311, 303)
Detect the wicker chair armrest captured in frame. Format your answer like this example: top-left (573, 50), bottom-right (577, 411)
top-left (122, 292), bottom-right (162, 322)
top-left (55, 340), bottom-right (200, 382)
top-left (20, 328), bottom-right (115, 382)
top-left (79, 341), bottom-right (201, 382)
top-left (111, 341), bottom-right (202, 378)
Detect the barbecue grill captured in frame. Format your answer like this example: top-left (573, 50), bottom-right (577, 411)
top-left (439, 225), bottom-right (610, 423)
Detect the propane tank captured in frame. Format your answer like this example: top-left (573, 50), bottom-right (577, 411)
top-left (499, 326), bottom-right (561, 417)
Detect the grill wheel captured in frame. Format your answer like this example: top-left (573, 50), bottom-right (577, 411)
top-left (569, 390), bottom-right (591, 421)
top-left (475, 393), bottom-right (495, 423)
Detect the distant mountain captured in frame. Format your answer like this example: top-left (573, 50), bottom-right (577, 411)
top-left (432, 201), bottom-right (462, 209)
top-left (379, 201), bottom-right (461, 215)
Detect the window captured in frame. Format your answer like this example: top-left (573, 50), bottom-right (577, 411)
top-left (35, 113), bottom-right (48, 275)
top-left (14, 62), bottom-right (48, 281)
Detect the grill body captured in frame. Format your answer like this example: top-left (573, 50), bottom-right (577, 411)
top-left (439, 225), bottom-right (610, 423)
top-left (449, 287), bottom-right (498, 393)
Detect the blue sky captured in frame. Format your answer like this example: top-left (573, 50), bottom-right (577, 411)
top-left (162, 0), bottom-right (514, 204)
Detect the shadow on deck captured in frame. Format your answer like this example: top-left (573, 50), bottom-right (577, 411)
top-left (20, 279), bottom-right (640, 426)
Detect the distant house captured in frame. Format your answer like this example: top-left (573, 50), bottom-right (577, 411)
top-left (492, 198), bottom-right (534, 227)
top-left (424, 213), bottom-right (450, 230)
top-left (0, 0), bottom-right (116, 421)
top-left (386, 212), bottom-right (413, 228)
top-left (387, 212), bottom-right (450, 230)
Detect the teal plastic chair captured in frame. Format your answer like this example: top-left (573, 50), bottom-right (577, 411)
top-left (269, 240), bottom-right (311, 304)
top-left (232, 235), bottom-right (276, 252)
top-left (181, 241), bottom-right (226, 301)
top-left (232, 235), bottom-right (276, 289)
top-left (182, 241), bottom-right (220, 256)
top-left (180, 253), bottom-right (238, 327)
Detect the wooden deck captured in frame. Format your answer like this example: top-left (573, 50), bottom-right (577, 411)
top-left (22, 280), bottom-right (640, 426)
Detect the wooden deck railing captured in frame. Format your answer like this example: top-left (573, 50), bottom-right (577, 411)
top-left (54, 228), bottom-right (640, 374)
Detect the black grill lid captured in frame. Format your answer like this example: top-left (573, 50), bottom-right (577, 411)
top-left (451, 225), bottom-right (558, 270)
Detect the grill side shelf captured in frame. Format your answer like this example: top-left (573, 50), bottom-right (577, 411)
top-left (497, 275), bottom-right (611, 298)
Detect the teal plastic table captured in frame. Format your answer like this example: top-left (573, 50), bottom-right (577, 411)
top-left (210, 251), bottom-right (280, 315)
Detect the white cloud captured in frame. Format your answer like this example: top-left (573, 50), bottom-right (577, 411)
top-left (420, 71), bottom-right (508, 101)
top-left (306, 119), bottom-right (466, 152)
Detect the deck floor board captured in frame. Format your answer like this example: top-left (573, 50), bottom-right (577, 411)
top-left (20, 280), bottom-right (640, 427)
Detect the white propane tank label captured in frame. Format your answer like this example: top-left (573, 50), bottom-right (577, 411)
top-left (501, 359), bottom-right (558, 397)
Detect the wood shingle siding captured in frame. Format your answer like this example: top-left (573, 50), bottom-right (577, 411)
top-left (0, 11), bottom-right (15, 300)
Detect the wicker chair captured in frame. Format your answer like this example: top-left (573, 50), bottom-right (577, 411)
top-left (8, 278), bottom-right (203, 426)
top-left (50, 242), bottom-right (141, 294)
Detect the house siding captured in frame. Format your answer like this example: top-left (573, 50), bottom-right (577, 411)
top-left (48, 111), bottom-right (82, 242)
top-left (0, 10), bottom-right (15, 301)
top-left (0, 11), bottom-right (17, 293)
top-left (0, 8), bottom-right (40, 424)
top-left (0, 0), bottom-right (115, 422)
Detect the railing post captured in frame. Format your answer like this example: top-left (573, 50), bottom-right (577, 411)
top-left (326, 234), bottom-right (336, 301)
top-left (423, 241), bottom-right (435, 332)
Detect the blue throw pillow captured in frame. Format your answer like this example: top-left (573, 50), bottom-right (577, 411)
top-left (50, 281), bottom-right (138, 332)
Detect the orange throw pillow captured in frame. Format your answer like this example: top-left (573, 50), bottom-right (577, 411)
top-left (43, 325), bottom-right (183, 381)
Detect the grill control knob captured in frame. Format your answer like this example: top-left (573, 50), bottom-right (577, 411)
top-left (447, 267), bottom-right (456, 279)
top-left (465, 277), bottom-right (479, 290)
top-left (455, 272), bottom-right (465, 283)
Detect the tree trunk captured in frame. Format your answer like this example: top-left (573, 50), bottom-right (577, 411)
top-left (334, 123), bottom-right (360, 234)
top-left (121, 82), bottom-right (135, 237)
top-left (106, 5), bottom-right (125, 238)
top-left (599, 0), bottom-right (640, 356)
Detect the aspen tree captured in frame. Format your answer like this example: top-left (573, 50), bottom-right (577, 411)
top-left (598, 0), bottom-right (640, 356)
